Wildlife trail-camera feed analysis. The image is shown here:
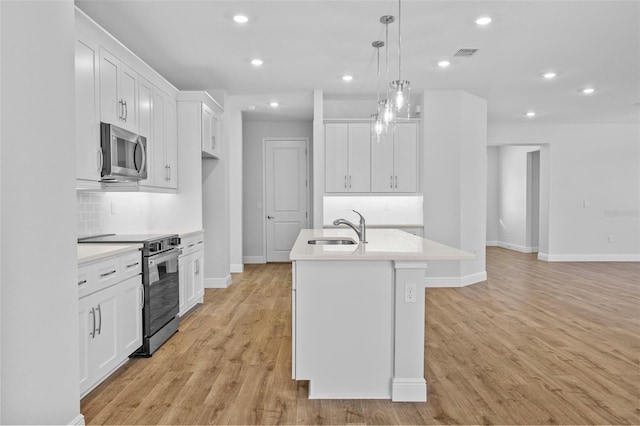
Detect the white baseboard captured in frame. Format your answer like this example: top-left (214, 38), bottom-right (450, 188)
top-left (425, 271), bottom-right (487, 288)
top-left (205, 275), bottom-right (232, 288)
top-left (230, 264), bottom-right (244, 273)
top-left (392, 378), bottom-right (427, 402)
top-left (486, 240), bottom-right (498, 246)
top-left (498, 241), bottom-right (536, 253)
top-left (243, 256), bottom-right (266, 264)
top-left (540, 253), bottom-right (640, 262)
top-left (69, 414), bottom-right (85, 425)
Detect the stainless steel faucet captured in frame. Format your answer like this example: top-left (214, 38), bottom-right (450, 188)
top-left (333, 210), bottom-right (367, 243)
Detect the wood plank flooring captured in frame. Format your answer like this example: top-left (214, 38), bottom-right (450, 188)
top-left (81, 248), bottom-right (640, 425)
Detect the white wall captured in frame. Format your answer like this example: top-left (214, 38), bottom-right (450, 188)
top-left (202, 97), bottom-right (231, 287)
top-left (489, 123), bottom-right (640, 261)
top-left (1, 1), bottom-right (81, 423)
top-left (486, 147), bottom-right (499, 245)
top-left (497, 145), bottom-right (540, 252)
top-left (422, 90), bottom-right (487, 285)
top-left (228, 101), bottom-right (243, 272)
top-left (242, 121), bottom-right (313, 261)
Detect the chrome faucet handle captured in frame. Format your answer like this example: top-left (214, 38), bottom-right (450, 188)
top-left (352, 209), bottom-right (365, 224)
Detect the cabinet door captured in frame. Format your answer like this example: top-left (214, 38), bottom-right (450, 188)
top-left (347, 123), bottom-right (371, 192)
top-left (164, 97), bottom-right (178, 189)
top-left (194, 251), bottom-right (204, 300)
top-left (75, 31), bottom-right (101, 182)
top-left (201, 104), bottom-right (219, 158)
top-left (185, 253), bottom-right (196, 309)
top-left (119, 276), bottom-right (143, 356)
top-left (370, 131), bottom-right (395, 193)
top-left (78, 296), bottom-right (94, 395)
top-left (394, 123), bottom-right (418, 193)
top-left (99, 48), bottom-right (120, 126)
top-left (89, 285), bottom-right (120, 386)
top-left (178, 255), bottom-right (186, 316)
top-left (118, 62), bottom-right (138, 132)
top-left (325, 123), bottom-right (349, 193)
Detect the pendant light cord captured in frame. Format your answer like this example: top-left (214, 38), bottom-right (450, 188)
top-left (398, 0), bottom-right (402, 80)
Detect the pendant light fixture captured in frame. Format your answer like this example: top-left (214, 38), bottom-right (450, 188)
top-left (379, 14), bottom-right (396, 134)
top-left (390, 0), bottom-right (411, 119)
top-left (370, 40), bottom-right (385, 142)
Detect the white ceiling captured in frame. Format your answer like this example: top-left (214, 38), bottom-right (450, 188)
top-left (76, 0), bottom-right (640, 123)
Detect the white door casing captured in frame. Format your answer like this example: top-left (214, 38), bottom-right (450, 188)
top-left (265, 139), bottom-right (309, 262)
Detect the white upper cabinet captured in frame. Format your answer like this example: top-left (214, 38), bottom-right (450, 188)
top-left (143, 87), bottom-right (177, 189)
top-left (75, 30), bottom-right (101, 182)
top-left (325, 123), bottom-right (371, 193)
top-left (99, 47), bottom-right (138, 133)
top-left (202, 104), bottom-right (221, 158)
top-left (370, 122), bottom-right (418, 193)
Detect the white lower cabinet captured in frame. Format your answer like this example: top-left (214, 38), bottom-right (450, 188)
top-left (179, 233), bottom-right (205, 316)
top-left (78, 250), bottom-right (143, 397)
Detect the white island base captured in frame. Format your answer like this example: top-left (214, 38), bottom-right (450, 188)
top-left (290, 229), bottom-right (474, 402)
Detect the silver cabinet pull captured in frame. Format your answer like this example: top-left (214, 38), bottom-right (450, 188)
top-left (89, 308), bottom-right (96, 338)
top-left (267, 215), bottom-right (274, 219)
top-left (349, 175), bottom-right (352, 189)
top-left (78, 279), bottom-right (87, 286)
top-left (188, 244), bottom-right (195, 248)
top-left (395, 175), bottom-right (398, 189)
top-left (139, 284), bottom-right (145, 308)
top-left (390, 175), bottom-right (393, 189)
top-left (126, 261), bottom-right (139, 268)
top-left (96, 304), bottom-right (102, 335)
top-left (165, 164), bottom-right (170, 181)
top-left (118, 99), bottom-right (124, 120)
top-left (100, 270), bottom-right (116, 278)
top-left (123, 100), bottom-right (128, 121)
top-left (344, 175), bottom-right (347, 189)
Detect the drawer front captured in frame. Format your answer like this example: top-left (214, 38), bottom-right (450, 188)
top-left (180, 233), bottom-right (204, 257)
top-left (120, 250), bottom-right (142, 281)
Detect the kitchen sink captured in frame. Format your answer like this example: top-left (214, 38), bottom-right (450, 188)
top-left (308, 238), bottom-right (357, 245)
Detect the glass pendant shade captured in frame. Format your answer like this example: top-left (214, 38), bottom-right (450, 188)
top-left (370, 112), bottom-right (384, 142)
top-left (378, 99), bottom-right (395, 134)
top-left (391, 79), bottom-right (411, 119)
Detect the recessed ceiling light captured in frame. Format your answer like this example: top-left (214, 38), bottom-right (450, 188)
top-left (233, 15), bottom-right (248, 23)
top-left (438, 60), bottom-right (451, 68)
top-left (525, 111), bottom-right (536, 118)
top-left (582, 87), bottom-right (595, 94)
top-left (251, 59), bottom-right (263, 66)
top-left (269, 102), bottom-right (279, 108)
top-left (475, 16), bottom-right (492, 26)
top-left (542, 72), bottom-right (557, 79)
top-left (342, 75), bottom-right (353, 82)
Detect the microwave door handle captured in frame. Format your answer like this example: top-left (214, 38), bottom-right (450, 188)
top-left (137, 138), bottom-right (147, 176)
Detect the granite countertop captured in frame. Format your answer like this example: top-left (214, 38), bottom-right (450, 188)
top-left (77, 244), bottom-right (143, 265)
top-left (290, 228), bottom-right (475, 261)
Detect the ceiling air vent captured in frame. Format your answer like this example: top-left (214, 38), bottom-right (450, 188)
top-left (453, 48), bottom-right (479, 57)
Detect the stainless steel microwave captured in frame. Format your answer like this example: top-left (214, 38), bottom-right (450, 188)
top-left (100, 122), bottom-right (147, 181)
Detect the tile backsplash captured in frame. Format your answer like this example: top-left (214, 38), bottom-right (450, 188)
top-left (77, 192), bottom-right (108, 237)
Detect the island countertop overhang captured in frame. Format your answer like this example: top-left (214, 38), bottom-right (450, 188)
top-left (290, 228), bottom-right (475, 261)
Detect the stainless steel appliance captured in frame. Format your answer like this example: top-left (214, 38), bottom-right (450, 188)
top-left (100, 122), bottom-right (147, 182)
top-left (78, 234), bottom-right (180, 356)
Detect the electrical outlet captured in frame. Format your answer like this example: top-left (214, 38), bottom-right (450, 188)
top-left (405, 283), bottom-right (416, 303)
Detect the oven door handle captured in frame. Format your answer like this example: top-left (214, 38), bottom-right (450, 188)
top-left (148, 248), bottom-right (179, 266)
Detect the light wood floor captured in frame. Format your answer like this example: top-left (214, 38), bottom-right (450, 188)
top-left (81, 248), bottom-right (640, 425)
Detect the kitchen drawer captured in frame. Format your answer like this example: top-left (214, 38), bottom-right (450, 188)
top-left (120, 250), bottom-right (142, 281)
top-left (78, 249), bottom-right (142, 298)
top-left (180, 233), bottom-right (204, 257)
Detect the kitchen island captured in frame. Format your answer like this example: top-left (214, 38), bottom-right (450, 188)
top-left (290, 228), bottom-right (474, 402)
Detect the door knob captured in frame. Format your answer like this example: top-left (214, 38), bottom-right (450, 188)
top-left (267, 215), bottom-right (274, 219)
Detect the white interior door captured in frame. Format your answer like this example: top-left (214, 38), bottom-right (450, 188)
top-left (266, 139), bottom-right (308, 262)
